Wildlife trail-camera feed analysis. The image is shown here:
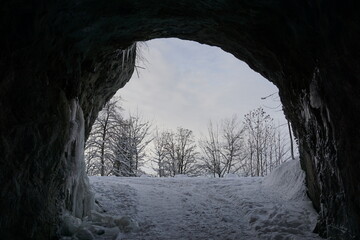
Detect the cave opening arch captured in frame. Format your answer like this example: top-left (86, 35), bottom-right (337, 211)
top-left (1, 1), bottom-right (359, 239)
top-left (91, 37), bottom-right (295, 178)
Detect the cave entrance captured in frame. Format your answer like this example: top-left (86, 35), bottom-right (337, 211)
top-left (83, 39), bottom-right (323, 239)
top-left (86, 38), bottom-right (296, 178)
top-left (2, 1), bottom-right (358, 239)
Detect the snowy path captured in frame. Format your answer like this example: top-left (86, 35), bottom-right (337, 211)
top-left (89, 161), bottom-right (321, 240)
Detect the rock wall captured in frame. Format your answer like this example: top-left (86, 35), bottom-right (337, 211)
top-left (0, 0), bottom-right (359, 239)
top-left (0, 1), bottom-right (136, 237)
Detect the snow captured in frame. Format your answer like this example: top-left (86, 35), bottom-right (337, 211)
top-left (263, 160), bottom-right (308, 201)
top-left (174, 174), bottom-right (189, 178)
top-left (224, 173), bottom-right (240, 179)
top-left (68, 159), bottom-right (320, 239)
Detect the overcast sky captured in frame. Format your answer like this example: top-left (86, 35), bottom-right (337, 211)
top-left (116, 38), bottom-right (286, 138)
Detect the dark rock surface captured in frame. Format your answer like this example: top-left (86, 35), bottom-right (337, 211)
top-left (0, 0), bottom-right (359, 239)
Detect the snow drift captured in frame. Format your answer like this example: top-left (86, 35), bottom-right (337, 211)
top-left (263, 158), bottom-right (308, 201)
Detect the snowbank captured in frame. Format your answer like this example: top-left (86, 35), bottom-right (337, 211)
top-left (243, 159), bottom-right (320, 239)
top-left (263, 158), bottom-right (308, 201)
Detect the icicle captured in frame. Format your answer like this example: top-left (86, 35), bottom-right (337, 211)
top-left (309, 67), bottom-right (322, 109)
top-left (130, 44), bottom-right (135, 64)
top-left (122, 50), bottom-right (125, 70)
top-left (126, 47), bottom-right (130, 61)
top-left (64, 99), bottom-right (94, 219)
top-left (118, 43), bottom-right (137, 73)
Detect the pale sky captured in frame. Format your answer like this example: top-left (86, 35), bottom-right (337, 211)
top-left (116, 38), bottom-right (286, 138)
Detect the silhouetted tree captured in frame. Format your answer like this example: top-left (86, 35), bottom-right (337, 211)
top-left (85, 98), bottom-right (122, 176)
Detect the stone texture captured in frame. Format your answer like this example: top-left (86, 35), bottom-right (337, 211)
top-left (0, 0), bottom-right (359, 239)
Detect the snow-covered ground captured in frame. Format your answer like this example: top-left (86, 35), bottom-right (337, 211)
top-left (85, 159), bottom-right (321, 240)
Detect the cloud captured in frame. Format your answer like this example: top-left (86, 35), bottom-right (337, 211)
top-left (117, 38), bottom-right (285, 137)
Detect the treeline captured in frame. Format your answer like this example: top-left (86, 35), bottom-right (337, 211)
top-left (85, 98), bottom-right (294, 177)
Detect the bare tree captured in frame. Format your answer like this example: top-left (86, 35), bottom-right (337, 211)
top-left (85, 98), bottom-right (152, 177)
top-left (272, 128), bottom-right (290, 168)
top-left (175, 127), bottom-right (199, 175)
top-left (244, 107), bottom-right (273, 176)
top-left (152, 127), bottom-right (199, 177)
top-left (85, 141), bottom-right (99, 175)
top-left (111, 120), bottom-right (134, 176)
top-left (112, 112), bottom-right (152, 176)
top-left (243, 107), bottom-right (290, 176)
top-left (199, 116), bottom-right (246, 177)
top-left (221, 115), bottom-right (246, 174)
top-left (152, 129), bottom-right (168, 177)
top-left (261, 91), bottom-right (296, 160)
top-left (199, 121), bottom-right (224, 177)
top-left (85, 98), bottom-right (122, 176)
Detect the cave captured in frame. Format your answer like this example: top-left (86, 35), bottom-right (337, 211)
top-left (0, 1), bottom-right (359, 239)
